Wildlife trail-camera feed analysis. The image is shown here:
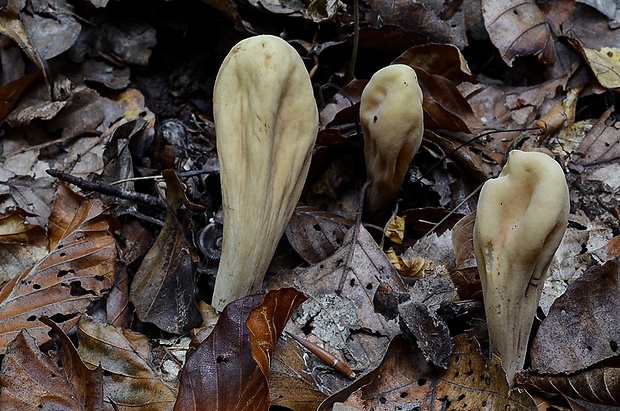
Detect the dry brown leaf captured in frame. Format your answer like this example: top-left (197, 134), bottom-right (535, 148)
top-left (63, 87), bottom-right (125, 138)
top-left (106, 263), bottom-right (131, 328)
top-left (320, 334), bottom-right (536, 410)
top-left (270, 335), bottom-right (328, 410)
top-left (47, 181), bottom-right (88, 249)
top-left (519, 366), bottom-right (620, 407)
top-left (0, 8), bottom-right (52, 96)
top-left (4, 176), bottom-right (57, 227)
top-left (0, 70), bottom-right (43, 125)
top-left (424, 130), bottom-right (500, 182)
top-left (318, 79), bottom-right (365, 130)
top-left (285, 206), bottom-right (353, 264)
top-left (393, 44), bottom-right (477, 84)
top-left (271, 225), bottom-right (406, 385)
top-left (0, 324), bottom-right (104, 410)
top-left (247, 288), bottom-right (307, 386)
top-left (573, 108), bottom-right (620, 168)
top-left (174, 289), bottom-right (303, 411)
top-left (130, 170), bottom-right (202, 335)
top-left (482, 0), bottom-right (554, 66)
top-left (531, 258), bottom-right (620, 374)
top-left (77, 315), bottom-right (178, 410)
top-left (0, 208), bottom-right (48, 283)
top-left (364, 0), bottom-right (467, 49)
top-left (0, 183), bottom-right (117, 353)
top-left (414, 67), bottom-right (480, 133)
top-left (450, 212), bottom-right (482, 299)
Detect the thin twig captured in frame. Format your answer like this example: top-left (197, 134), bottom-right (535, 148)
top-left (46, 169), bottom-right (167, 209)
top-left (346, 0), bottom-right (359, 83)
top-left (414, 127), bottom-right (540, 184)
top-left (420, 182), bottom-right (483, 239)
top-left (337, 180), bottom-right (370, 294)
top-left (111, 168), bottom-right (219, 186)
top-left (7, 130), bottom-right (103, 156)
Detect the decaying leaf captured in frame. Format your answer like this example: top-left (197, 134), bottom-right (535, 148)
top-left (573, 107), bottom-right (620, 168)
top-left (398, 265), bottom-right (459, 370)
top-left (0, 208), bottom-right (48, 283)
top-left (130, 170), bottom-right (202, 335)
top-left (0, 8), bottom-right (52, 97)
top-left (247, 289), bottom-right (307, 404)
top-left (77, 315), bottom-right (178, 410)
top-left (285, 206), bottom-right (352, 264)
top-left (482, 0), bottom-right (554, 66)
top-left (518, 365), bottom-right (620, 407)
top-left (0, 70), bottom-right (43, 125)
top-left (531, 258), bottom-right (620, 374)
top-left (271, 225), bottom-right (406, 389)
top-left (593, 235), bottom-right (620, 263)
top-left (399, 300), bottom-right (452, 369)
top-left (415, 67), bottom-right (480, 133)
top-left (320, 335), bottom-right (536, 410)
top-left (365, 0), bottom-right (467, 49)
top-left (540, 222), bottom-right (614, 315)
top-left (270, 335), bottom-right (328, 410)
top-left (0, 324), bottom-right (103, 410)
top-left (0, 183), bottom-right (117, 353)
top-left (450, 212), bottom-right (481, 300)
top-left (393, 44), bottom-right (476, 85)
top-left (307, 0), bottom-right (346, 22)
top-left (175, 289), bottom-right (303, 411)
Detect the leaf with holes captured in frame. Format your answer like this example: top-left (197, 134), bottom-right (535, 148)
top-left (285, 206), bottom-right (352, 264)
top-left (270, 225), bottom-right (407, 386)
top-left (0, 184), bottom-right (117, 353)
top-left (0, 323), bottom-right (104, 411)
top-left (77, 315), bottom-right (177, 410)
top-left (319, 335), bottom-right (536, 410)
top-left (175, 288), bottom-right (304, 411)
top-left (530, 257), bottom-right (620, 374)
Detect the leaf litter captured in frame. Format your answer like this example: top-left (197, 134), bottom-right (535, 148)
top-left (0, 0), bottom-right (620, 409)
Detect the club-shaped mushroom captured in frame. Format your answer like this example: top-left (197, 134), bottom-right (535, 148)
top-left (211, 35), bottom-right (319, 311)
top-left (360, 64), bottom-right (424, 212)
top-left (473, 150), bottom-right (569, 386)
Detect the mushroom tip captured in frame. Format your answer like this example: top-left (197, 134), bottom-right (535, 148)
top-left (361, 64), bottom-right (424, 212)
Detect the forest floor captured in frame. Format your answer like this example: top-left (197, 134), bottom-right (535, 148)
top-left (0, 0), bottom-right (619, 409)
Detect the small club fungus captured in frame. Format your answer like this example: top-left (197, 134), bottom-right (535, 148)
top-left (211, 35), bottom-right (319, 311)
top-left (360, 64), bottom-right (424, 212)
top-left (473, 150), bottom-right (569, 386)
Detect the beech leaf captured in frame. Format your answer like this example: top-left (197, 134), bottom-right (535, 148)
top-left (319, 335), bottom-right (536, 410)
top-left (175, 288), bottom-right (304, 411)
top-left (482, 0), bottom-right (554, 66)
top-left (531, 258), bottom-right (620, 374)
top-left (0, 183), bottom-right (117, 353)
top-left (77, 315), bottom-right (178, 410)
top-left (0, 317), bottom-right (103, 410)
